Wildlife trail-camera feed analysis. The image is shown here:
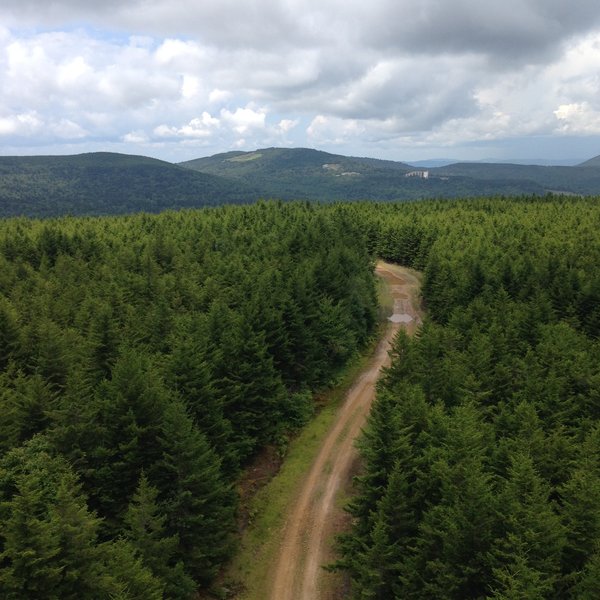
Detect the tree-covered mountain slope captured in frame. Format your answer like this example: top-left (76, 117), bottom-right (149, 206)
top-left (0, 152), bottom-right (260, 218)
top-left (435, 161), bottom-right (600, 194)
top-left (181, 147), bottom-right (557, 201)
top-left (578, 154), bottom-right (600, 167)
top-left (181, 147), bottom-right (426, 202)
top-left (2, 148), bottom-right (600, 219)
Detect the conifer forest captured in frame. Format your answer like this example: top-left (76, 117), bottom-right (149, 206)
top-left (1, 196), bottom-right (600, 599)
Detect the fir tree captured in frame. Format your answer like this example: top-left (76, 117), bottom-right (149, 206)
top-left (124, 473), bottom-right (195, 599)
top-left (153, 400), bottom-right (237, 586)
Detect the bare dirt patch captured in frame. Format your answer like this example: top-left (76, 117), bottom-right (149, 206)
top-left (269, 262), bottom-right (422, 599)
top-left (236, 445), bottom-right (283, 533)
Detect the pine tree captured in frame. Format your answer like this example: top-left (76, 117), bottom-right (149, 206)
top-left (0, 372), bottom-right (55, 451)
top-left (86, 349), bottom-right (169, 522)
top-left (0, 296), bottom-right (21, 370)
top-left (489, 452), bottom-right (566, 597)
top-left (28, 318), bottom-right (70, 392)
top-left (353, 462), bottom-right (416, 599)
top-left (573, 545), bottom-right (600, 600)
top-left (0, 439), bottom-right (162, 600)
top-left (213, 317), bottom-right (287, 459)
top-left (152, 400), bottom-right (237, 586)
top-left (87, 302), bottom-right (119, 382)
top-left (166, 334), bottom-right (236, 474)
top-left (124, 473), bottom-right (195, 599)
top-left (488, 535), bottom-right (551, 600)
top-left (98, 538), bottom-right (163, 600)
top-left (402, 403), bottom-right (497, 599)
top-left (0, 468), bottom-right (63, 598)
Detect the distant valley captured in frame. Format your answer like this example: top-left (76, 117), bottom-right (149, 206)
top-left (1, 147), bottom-right (600, 217)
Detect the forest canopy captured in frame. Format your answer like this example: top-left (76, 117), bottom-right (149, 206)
top-left (0, 201), bottom-right (377, 598)
top-left (1, 195), bottom-right (600, 598)
top-left (337, 195), bottom-right (600, 599)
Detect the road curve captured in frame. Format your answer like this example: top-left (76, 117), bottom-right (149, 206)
top-left (269, 262), bottom-right (422, 600)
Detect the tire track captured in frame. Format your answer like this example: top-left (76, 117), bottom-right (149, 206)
top-left (270, 262), bottom-right (422, 600)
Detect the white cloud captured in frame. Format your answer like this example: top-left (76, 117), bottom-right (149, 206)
top-left (56, 56), bottom-right (93, 90)
top-left (123, 131), bottom-right (149, 143)
top-left (277, 119), bottom-right (298, 133)
top-left (154, 112), bottom-right (220, 139)
top-left (220, 106), bottom-right (266, 135)
top-left (209, 88), bottom-right (233, 104)
top-left (50, 118), bottom-right (87, 139)
top-left (0, 111), bottom-right (42, 136)
top-left (1, 2), bottom-right (600, 160)
top-left (154, 38), bottom-right (207, 68)
top-left (181, 75), bottom-right (201, 100)
top-left (0, 111), bottom-right (87, 140)
top-left (307, 115), bottom-right (366, 144)
top-left (554, 102), bottom-right (600, 134)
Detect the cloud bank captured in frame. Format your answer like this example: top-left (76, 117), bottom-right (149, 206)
top-left (1, 0), bottom-right (600, 161)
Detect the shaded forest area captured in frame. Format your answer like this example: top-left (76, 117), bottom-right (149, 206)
top-left (0, 202), bottom-right (377, 598)
top-left (337, 197), bottom-right (600, 598)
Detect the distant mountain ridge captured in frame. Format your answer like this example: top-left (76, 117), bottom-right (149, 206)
top-left (180, 147), bottom-right (600, 202)
top-left (0, 152), bottom-right (260, 218)
top-left (180, 147), bottom-right (420, 202)
top-left (578, 154), bottom-right (600, 167)
top-left (1, 147), bottom-right (600, 218)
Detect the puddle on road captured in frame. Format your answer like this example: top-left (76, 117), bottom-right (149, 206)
top-left (388, 313), bottom-right (414, 323)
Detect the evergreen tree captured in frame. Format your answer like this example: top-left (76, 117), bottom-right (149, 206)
top-left (352, 462), bottom-right (416, 599)
top-left (153, 400), bottom-right (237, 586)
top-left (166, 333), bottom-right (236, 474)
top-left (98, 538), bottom-right (163, 600)
top-left (489, 452), bottom-right (566, 597)
top-left (0, 372), bottom-right (55, 451)
top-left (0, 439), bottom-right (161, 600)
top-left (85, 349), bottom-right (169, 523)
top-left (403, 404), bottom-right (497, 599)
top-left (573, 545), bottom-right (600, 600)
top-left (0, 296), bottom-right (21, 370)
top-left (124, 473), bottom-right (195, 599)
top-left (87, 302), bottom-right (119, 382)
top-left (213, 317), bottom-right (287, 459)
top-left (488, 535), bottom-right (551, 600)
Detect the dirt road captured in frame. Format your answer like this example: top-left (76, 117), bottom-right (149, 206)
top-left (269, 262), bottom-right (422, 600)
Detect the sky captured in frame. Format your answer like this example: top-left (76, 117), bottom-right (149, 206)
top-left (1, 0), bottom-right (600, 164)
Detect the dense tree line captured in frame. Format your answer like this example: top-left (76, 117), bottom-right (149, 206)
top-left (337, 196), bottom-right (600, 598)
top-left (0, 201), bottom-right (377, 598)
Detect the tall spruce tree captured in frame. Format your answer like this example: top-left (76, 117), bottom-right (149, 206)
top-left (124, 473), bottom-right (195, 599)
top-left (152, 399), bottom-right (237, 586)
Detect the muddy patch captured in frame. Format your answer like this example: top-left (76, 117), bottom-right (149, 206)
top-left (389, 313), bottom-right (413, 323)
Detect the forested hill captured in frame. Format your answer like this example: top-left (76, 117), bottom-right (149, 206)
top-left (179, 147), bottom-right (551, 201)
top-left (579, 154), bottom-right (600, 167)
top-left (435, 161), bottom-right (600, 195)
top-left (0, 152), bottom-right (260, 218)
top-left (3, 148), bottom-right (600, 217)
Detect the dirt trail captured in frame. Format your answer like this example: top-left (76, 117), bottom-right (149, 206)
top-left (269, 262), bottom-right (422, 600)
